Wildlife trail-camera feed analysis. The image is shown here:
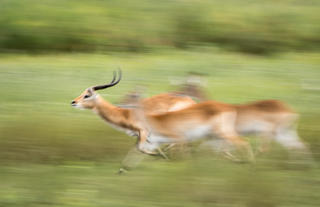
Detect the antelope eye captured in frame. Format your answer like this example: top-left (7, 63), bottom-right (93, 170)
top-left (84, 94), bottom-right (90, 99)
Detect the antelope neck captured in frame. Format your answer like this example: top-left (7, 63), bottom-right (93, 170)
top-left (93, 95), bottom-right (138, 131)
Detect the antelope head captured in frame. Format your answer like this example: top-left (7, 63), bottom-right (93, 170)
top-left (71, 70), bottom-right (122, 109)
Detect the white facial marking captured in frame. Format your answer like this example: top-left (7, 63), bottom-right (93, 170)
top-left (72, 103), bottom-right (85, 110)
top-left (84, 94), bottom-right (97, 101)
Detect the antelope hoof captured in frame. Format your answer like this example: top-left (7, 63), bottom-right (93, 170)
top-left (139, 148), bottom-right (158, 155)
top-left (138, 141), bottom-right (159, 155)
top-left (157, 147), bottom-right (169, 160)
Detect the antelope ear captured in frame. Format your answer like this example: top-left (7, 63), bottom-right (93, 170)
top-left (88, 88), bottom-right (94, 94)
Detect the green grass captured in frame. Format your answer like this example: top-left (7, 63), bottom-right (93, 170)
top-left (0, 160), bottom-right (319, 207)
top-left (0, 49), bottom-right (320, 206)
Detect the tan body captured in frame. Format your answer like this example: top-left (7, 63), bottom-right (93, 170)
top-left (87, 94), bottom-right (195, 138)
top-left (142, 96), bottom-right (301, 151)
top-left (140, 93), bottom-right (196, 115)
top-left (74, 93), bottom-right (239, 152)
top-left (138, 100), bottom-right (304, 154)
top-left (201, 101), bottom-right (304, 155)
top-left (73, 90), bottom-right (305, 155)
top-left (119, 89), bottom-right (197, 113)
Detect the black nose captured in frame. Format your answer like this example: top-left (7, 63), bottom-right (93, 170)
top-left (71, 101), bottom-right (76, 105)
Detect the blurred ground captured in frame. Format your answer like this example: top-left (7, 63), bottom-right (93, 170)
top-left (0, 49), bottom-right (320, 207)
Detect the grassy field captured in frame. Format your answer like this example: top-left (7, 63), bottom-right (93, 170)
top-left (0, 49), bottom-right (320, 207)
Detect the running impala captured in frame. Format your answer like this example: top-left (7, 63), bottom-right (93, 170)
top-left (70, 70), bottom-right (198, 150)
top-left (71, 70), bottom-right (309, 163)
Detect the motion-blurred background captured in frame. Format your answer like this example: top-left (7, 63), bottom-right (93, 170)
top-left (0, 0), bottom-right (319, 207)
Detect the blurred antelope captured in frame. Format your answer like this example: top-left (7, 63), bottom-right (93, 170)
top-left (71, 70), bottom-right (309, 167)
top-left (71, 70), bottom-right (197, 164)
top-left (172, 71), bottom-right (208, 101)
top-left (171, 72), bottom-right (309, 157)
top-left (71, 70), bottom-right (251, 159)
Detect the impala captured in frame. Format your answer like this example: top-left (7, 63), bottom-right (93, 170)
top-left (71, 70), bottom-right (197, 163)
top-left (71, 70), bottom-right (250, 158)
top-left (71, 70), bottom-right (309, 167)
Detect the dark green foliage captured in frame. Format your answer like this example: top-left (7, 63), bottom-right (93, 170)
top-left (0, 0), bottom-right (320, 55)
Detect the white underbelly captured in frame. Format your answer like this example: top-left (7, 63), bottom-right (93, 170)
top-left (147, 124), bottom-right (211, 144)
top-left (236, 120), bottom-right (273, 135)
top-left (147, 134), bottom-right (176, 144)
top-left (184, 125), bottom-right (212, 140)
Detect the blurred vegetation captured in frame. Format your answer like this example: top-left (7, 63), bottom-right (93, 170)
top-left (0, 0), bottom-right (320, 55)
top-left (1, 0), bottom-right (320, 206)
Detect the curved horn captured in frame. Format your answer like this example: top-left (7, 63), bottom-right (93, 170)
top-left (93, 69), bottom-right (122, 91)
top-left (109, 71), bottom-right (117, 84)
